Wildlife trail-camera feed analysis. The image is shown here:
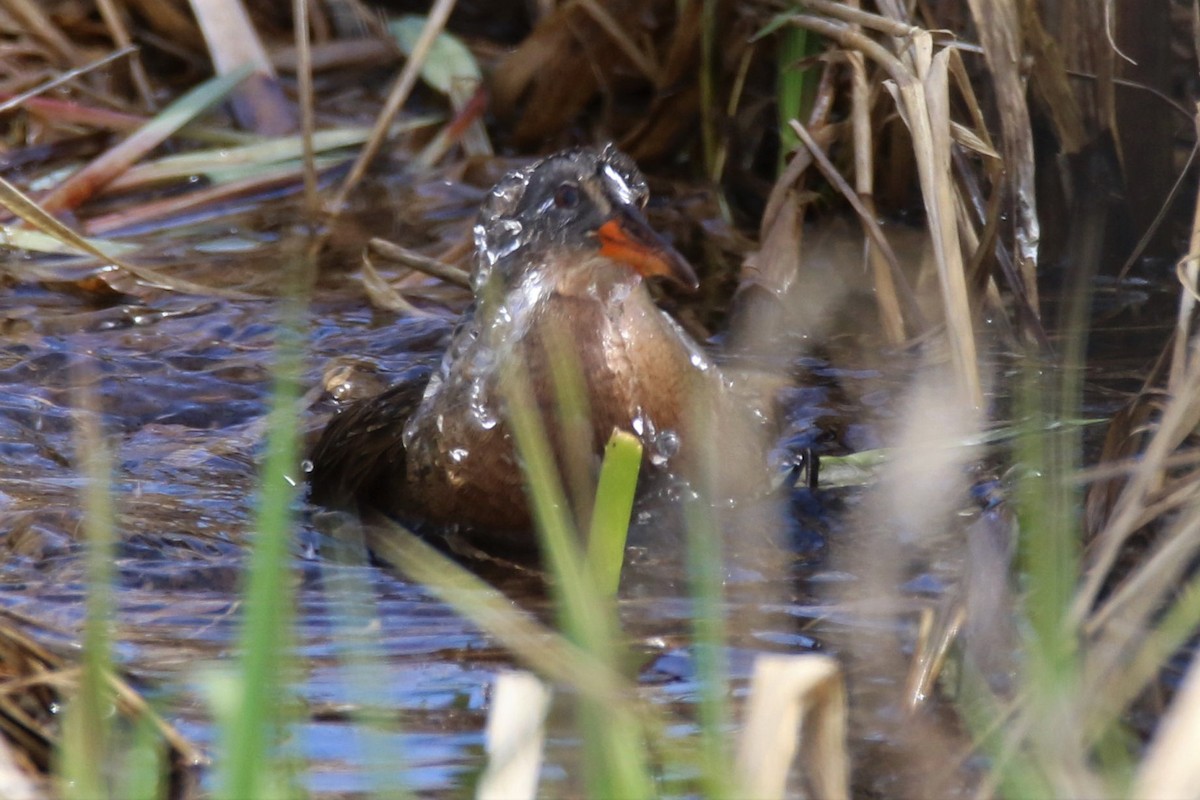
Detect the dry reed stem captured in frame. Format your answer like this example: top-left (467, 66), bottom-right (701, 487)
top-left (801, 0), bottom-right (921, 38)
top-left (0, 734), bottom-right (39, 800)
top-left (0, 46), bottom-right (138, 116)
top-left (270, 37), bottom-right (398, 73)
top-left (82, 161), bottom-right (326, 237)
top-left (358, 253), bottom-right (429, 315)
top-left (894, 47), bottom-right (980, 407)
top-left (8, 95), bottom-right (253, 143)
top-left (965, 0), bottom-right (1041, 314)
top-left (294, 0), bottom-right (319, 219)
top-left (789, 119), bottom-right (921, 335)
top-left (1073, 363), bottom-right (1200, 625)
top-left (904, 602), bottom-right (965, 709)
top-left (0, 613), bottom-right (200, 776)
top-left (367, 238), bottom-right (472, 289)
top-left (734, 654), bottom-right (848, 800)
top-left (478, 672), bottom-right (553, 800)
top-left (1170, 107), bottom-right (1200, 393)
top-left (188, 0), bottom-right (296, 133)
top-left (0, 173), bottom-right (255, 299)
top-left (848, 48), bottom-right (906, 344)
top-left (574, 0), bottom-right (659, 80)
top-left (1131, 637), bottom-right (1200, 797)
top-left (4, 0), bottom-right (82, 65)
top-left (324, 0), bottom-right (457, 220)
top-left (786, 12), bottom-right (982, 406)
top-left (37, 66), bottom-right (254, 214)
top-left (94, 0), bottom-right (154, 109)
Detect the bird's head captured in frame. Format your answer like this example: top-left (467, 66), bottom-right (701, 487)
top-left (473, 145), bottom-right (699, 296)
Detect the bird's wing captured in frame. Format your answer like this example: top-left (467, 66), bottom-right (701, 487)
top-left (307, 364), bottom-right (434, 512)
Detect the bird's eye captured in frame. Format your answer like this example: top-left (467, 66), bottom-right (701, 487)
top-left (553, 183), bottom-right (580, 210)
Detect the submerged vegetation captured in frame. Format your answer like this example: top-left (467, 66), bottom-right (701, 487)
top-left (0, 0), bottom-right (1197, 797)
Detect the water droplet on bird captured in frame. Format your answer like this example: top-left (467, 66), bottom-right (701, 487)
top-left (650, 430), bottom-right (680, 466)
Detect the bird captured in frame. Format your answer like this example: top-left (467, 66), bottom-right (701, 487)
top-left (308, 145), bottom-right (737, 549)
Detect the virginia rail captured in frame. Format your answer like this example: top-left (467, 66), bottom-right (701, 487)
top-left (308, 146), bottom-right (731, 547)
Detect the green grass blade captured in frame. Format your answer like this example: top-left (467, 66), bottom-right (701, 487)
top-left (319, 518), bottom-right (413, 800)
top-left (0, 225), bottom-right (137, 256)
top-left (588, 430), bottom-right (642, 596)
top-left (111, 120), bottom-right (437, 190)
top-left (684, 478), bottom-right (733, 797)
top-left (60, 400), bottom-right (116, 800)
top-left (1015, 368), bottom-right (1081, 688)
top-left (116, 715), bottom-right (169, 800)
top-left (216, 275), bottom-right (307, 800)
top-left (777, 26), bottom-right (819, 169)
top-left (39, 64), bottom-right (254, 213)
top-left (501, 361), bottom-right (654, 799)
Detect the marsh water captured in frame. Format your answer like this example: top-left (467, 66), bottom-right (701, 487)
top-left (0, 160), bottom-right (1178, 796)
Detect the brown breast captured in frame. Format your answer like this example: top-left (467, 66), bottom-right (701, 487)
top-left (395, 281), bottom-right (716, 546)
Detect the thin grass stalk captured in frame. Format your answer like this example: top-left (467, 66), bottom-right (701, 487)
top-left (1010, 304), bottom-right (1089, 793)
top-left (1088, 574), bottom-right (1200, 738)
top-left (500, 361), bottom-right (591, 627)
top-left (500, 358), bottom-right (654, 799)
top-left (1131, 633), bottom-right (1200, 796)
top-left (1170, 109), bottom-right (1200, 391)
top-left (1008, 172), bottom-right (1108, 789)
top-left (678, 370), bottom-right (736, 800)
top-left (0, 46), bottom-right (137, 115)
top-left (324, 0), bottom-right (457, 218)
top-left (848, 48), bottom-right (906, 345)
top-left (319, 522), bottom-right (413, 800)
top-left (217, 259), bottom-right (309, 799)
top-left (60, 386), bottom-right (116, 800)
top-left (684, 492), bottom-right (733, 798)
top-left (94, 0), bottom-right (154, 109)
top-left (699, 0), bottom-right (718, 179)
top-left (956, 662), bottom-right (1056, 798)
top-left (293, 0), bottom-right (319, 219)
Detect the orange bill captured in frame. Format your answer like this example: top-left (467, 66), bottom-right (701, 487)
top-left (597, 209), bottom-right (699, 291)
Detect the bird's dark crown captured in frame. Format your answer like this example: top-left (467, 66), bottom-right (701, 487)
top-left (473, 146), bottom-right (650, 286)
